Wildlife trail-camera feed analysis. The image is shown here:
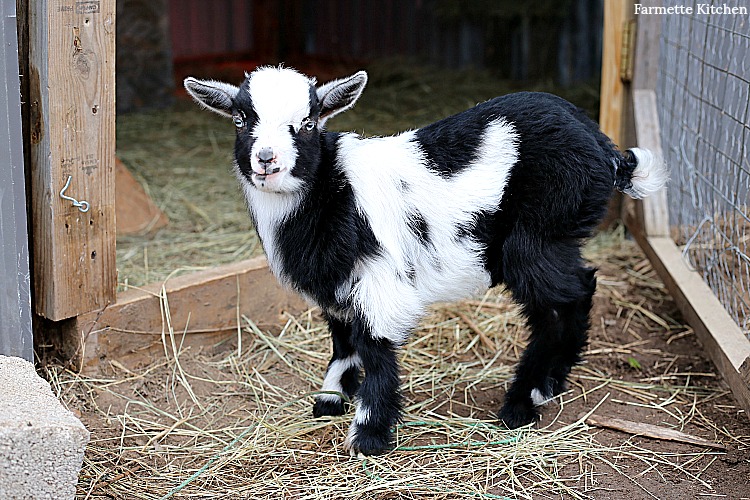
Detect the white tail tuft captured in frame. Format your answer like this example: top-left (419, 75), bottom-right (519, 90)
top-left (624, 147), bottom-right (669, 199)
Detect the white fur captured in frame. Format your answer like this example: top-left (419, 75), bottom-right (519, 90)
top-left (337, 120), bottom-right (519, 343)
top-left (237, 170), bottom-right (302, 284)
top-left (624, 147), bottom-right (669, 199)
top-left (344, 423), bottom-right (359, 455)
top-left (353, 404), bottom-right (371, 425)
top-left (530, 388), bottom-right (553, 407)
top-left (246, 67), bottom-right (316, 193)
top-left (317, 355), bottom-right (361, 403)
top-left (344, 405), bottom-right (373, 454)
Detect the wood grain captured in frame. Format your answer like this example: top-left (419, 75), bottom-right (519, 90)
top-left (599, 0), bottom-right (631, 146)
top-left (25, 0), bottom-right (116, 320)
top-left (624, 219), bottom-right (750, 416)
top-left (65, 256), bottom-right (307, 373)
top-left (586, 414), bottom-right (726, 450)
top-left (632, 90), bottom-right (670, 237)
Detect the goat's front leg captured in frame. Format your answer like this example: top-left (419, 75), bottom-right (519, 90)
top-left (314, 314), bottom-right (362, 417)
top-left (344, 318), bottom-right (402, 456)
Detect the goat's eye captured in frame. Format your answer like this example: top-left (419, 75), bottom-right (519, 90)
top-left (302, 118), bottom-right (316, 132)
top-left (233, 113), bottom-right (245, 128)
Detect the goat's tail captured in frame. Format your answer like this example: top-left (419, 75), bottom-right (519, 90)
top-left (614, 147), bottom-right (669, 199)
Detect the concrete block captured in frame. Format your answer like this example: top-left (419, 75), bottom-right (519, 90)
top-left (0, 355), bottom-right (89, 499)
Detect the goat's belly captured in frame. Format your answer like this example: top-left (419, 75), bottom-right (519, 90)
top-left (345, 242), bottom-right (491, 343)
top-left (414, 258), bottom-right (492, 304)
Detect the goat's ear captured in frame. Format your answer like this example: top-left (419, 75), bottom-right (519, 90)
top-left (316, 71), bottom-right (368, 126)
top-left (184, 77), bottom-right (239, 118)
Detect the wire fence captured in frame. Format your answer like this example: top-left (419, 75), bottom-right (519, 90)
top-left (656, 5), bottom-right (750, 337)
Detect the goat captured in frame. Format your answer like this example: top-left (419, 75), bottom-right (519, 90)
top-left (184, 67), bottom-right (668, 456)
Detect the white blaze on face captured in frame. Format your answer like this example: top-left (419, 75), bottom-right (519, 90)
top-left (246, 67), bottom-right (315, 193)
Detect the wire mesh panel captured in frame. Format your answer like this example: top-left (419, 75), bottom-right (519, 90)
top-left (657, 5), bottom-right (750, 337)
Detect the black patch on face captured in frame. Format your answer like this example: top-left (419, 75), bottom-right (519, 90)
top-left (232, 80), bottom-right (260, 183)
top-left (406, 211), bottom-right (430, 246)
top-left (308, 84), bottom-right (321, 117)
top-left (286, 83), bottom-right (324, 186)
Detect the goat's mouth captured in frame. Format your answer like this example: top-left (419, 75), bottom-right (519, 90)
top-left (252, 166), bottom-right (285, 181)
top-left (251, 166), bottom-right (289, 191)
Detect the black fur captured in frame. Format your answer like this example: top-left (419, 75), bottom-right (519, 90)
top-left (191, 71), bottom-right (653, 455)
top-left (415, 117), bottom-right (485, 178)
top-left (275, 135), bottom-right (381, 309)
top-left (348, 317), bottom-right (403, 455)
top-left (406, 211), bottom-right (430, 245)
top-left (281, 92), bottom-right (631, 445)
top-left (231, 83), bottom-right (259, 183)
top-left (313, 314), bottom-right (361, 418)
top-left (416, 92), bottom-right (617, 427)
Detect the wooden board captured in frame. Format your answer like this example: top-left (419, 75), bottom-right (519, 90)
top-left (631, 14), bottom-right (670, 238)
top-left (598, 0), bottom-right (634, 228)
top-left (24, 0), bottom-right (117, 320)
top-left (63, 256), bottom-right (307, 372)
top-left (632, 90), bottom-right (669, 237)
top-left (115, 158), bottom-right (169, 235)
top-left (625, 230), bottom-right (750, 414)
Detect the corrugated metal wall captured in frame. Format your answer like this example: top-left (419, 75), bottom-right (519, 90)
top-left (170, 0), bottom-right (254, 59)
top-left (168, 0), bottom-right (602, 84)
top-left (302, 0), bottom-right (484, 69)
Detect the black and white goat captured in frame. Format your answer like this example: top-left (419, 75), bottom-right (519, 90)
top-left (184, 67), bottom-right (667, 456)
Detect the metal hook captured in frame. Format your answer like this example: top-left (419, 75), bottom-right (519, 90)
top-left (59, 175), bottom-right (90, 213)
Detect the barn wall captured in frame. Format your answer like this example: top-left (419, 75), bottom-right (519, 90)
top-left (170, 0), bottom-right (254, 59)
top-left (167, 0), bottom-right (602, 84)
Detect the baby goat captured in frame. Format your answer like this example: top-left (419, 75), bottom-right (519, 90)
top-left (185, 67), bottom-right (667, 456)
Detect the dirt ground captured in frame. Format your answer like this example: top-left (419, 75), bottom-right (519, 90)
top-left (43, 229), bottom-right (750, 499)
top-left (49, 64), bottom-right (747, 499)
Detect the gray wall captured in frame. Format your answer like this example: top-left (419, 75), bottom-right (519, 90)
top-left (0, 1), bottom-right (33, 361)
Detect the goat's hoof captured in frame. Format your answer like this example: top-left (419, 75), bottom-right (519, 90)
top-left (344, 425), bottom-right (394, 456)
top-left (313, 398), bottom-right (346, 418)
top-left (498, 401), bottom-right (539, 429)
top-left (313, 397), bottom-right (346, 417)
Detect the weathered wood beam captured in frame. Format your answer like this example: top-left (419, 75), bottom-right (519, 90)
top-left (63, 256), bottom-right (306, 373)
top-left (24, 0), bottom-right (117, 320)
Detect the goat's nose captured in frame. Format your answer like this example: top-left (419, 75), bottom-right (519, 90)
top-left (257, 147), bottom-right (275, 165)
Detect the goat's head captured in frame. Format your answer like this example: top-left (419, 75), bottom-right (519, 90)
top-left (184, 67), bottom-right (368, 193)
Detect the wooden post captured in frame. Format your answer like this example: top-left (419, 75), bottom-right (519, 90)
top-left (598, 0), bottom-right (634, 228)
top-left (599, 0), bottom-right (632, 146)
top-left (24, 0), bottom-right (116, 321)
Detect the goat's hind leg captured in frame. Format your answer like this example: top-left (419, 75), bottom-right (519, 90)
top-left (498, 237), bottom-right (596, 428)
top-left (313, 314), bottom-right (362, 417)
top-left (547, 267), bottom-right (596, 396)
